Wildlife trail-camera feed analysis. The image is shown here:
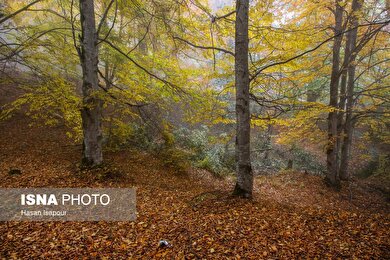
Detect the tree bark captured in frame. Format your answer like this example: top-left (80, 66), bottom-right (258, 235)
top-left (287, 159), bottom-right (293, 170)
top-left (340, 0), bottom-right (363, 180)
top-left (233, 0), bottom-right (252, 198)
top-left (326, 0), bottom-right (343, 188)
top-left (337, 28), bottom-right (352, 168)
top-left (307, 89), bottom-right (320, 102)
top-left (79, 0), bottom-right (103, 166)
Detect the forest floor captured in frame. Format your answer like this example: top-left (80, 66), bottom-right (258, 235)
top-left (0, 92), bottom-right (389, 258)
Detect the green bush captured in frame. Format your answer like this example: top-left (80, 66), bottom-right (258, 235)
top-left (290, 146), bottom-right (326, 175)
top-left (358, 154), bottom-right (390, 178)
top-left (104, 122), bottom-right (235, 175)
top-left (374, 154), bottom-right (390, 177)
top-left (155, 147), bottom-right (191, 173)
top-left (105, 122), bottom-right (152, 150)
top-left (174, 126), bottom-right (234, 175)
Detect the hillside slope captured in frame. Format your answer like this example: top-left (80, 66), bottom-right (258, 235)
top-left (0, 90), bottom-right (389, 258)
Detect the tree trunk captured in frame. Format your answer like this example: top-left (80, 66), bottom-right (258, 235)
top-left (287, 159), bottom-right (293, 170)
top-left (307, 89), bottom-right (320, 102)
top-left (263, 124), bottom-right (272, 160)
top-left (336, 27), bottom-right (352, 168)
top-left (233, 0), bottom-right (252, 198)
top-left (340, 0), bottom-right (362, 180)
top-left (79, 0), bottom-right (103, 166)
top-left (326, 0), bottom-right (343, 188)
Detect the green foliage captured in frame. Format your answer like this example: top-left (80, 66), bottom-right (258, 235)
top-left (357, 159), bottom-right (380, 178)
top-left (251, 130), bottom-right (325, 175)
top-left (105, 120), bottom-right (135, 150)
top-left (375, 155), bottom-right (390, 177)
top-left (358, 154), bottom-right (390, 179)
top-left (195, 145), bottom-right (228, 176)
top-left (1, 0), bottom-right (388, 180)
top-left (0, 78), bottom-right (82, 141)
top-left (104, 121), bottom-right (192, 172)
top-left (105, 122), bottom-right (152, 150)
top-left (174, 126), bottom-right (234, 176)
top-left (252, 154), bottom-right (285, 174)
top-left (155, 147), bottom-right (192, 173)
top-left (289, 146), bottom-right (326, 175)
top-left (251, 131), bottom-right (285, 173)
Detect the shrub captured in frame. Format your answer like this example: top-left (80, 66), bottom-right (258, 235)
top-left (155, 147), bottom-right (191, 173)
top-left (174, 126), bottom-right (234, 175)
top-left (105, 122), bottom-right (152, 150)
top-left (290, 146), bottom-right (326, 175)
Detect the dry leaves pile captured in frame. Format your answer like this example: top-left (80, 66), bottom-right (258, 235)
top-left (0, 112), bottom-right (389, 259)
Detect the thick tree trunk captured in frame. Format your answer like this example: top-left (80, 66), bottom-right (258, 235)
top-left (326, 0), bottom-right (343, 188)
top-left (79, 0), bottom-right (103, 166)
top-left (233, 0), bottom-right (252, 198)
top-left (339, 0), bottom-right (362, 180)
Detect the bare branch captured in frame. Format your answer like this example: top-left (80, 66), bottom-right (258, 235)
top-left (211, 10), bottom-right (235, 23)
top-left (125, 18), bottom-right (152, 55)
top-left (249, 20), bottom-right (390, 82)
top-left (99, 38), bottom-right (186, 95)
top-left (70, 0), bottom-right (80, 57)
top-left (0, 0), bottom-right (41, 25)
top-left (97, 0), bottom-right (115, 36)
top-left (97, 69), bottom-right (148, 107)
top-left (172, 36), bottom-right (234, 57)
top-left (98, 0), bottom-right (118, 44)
